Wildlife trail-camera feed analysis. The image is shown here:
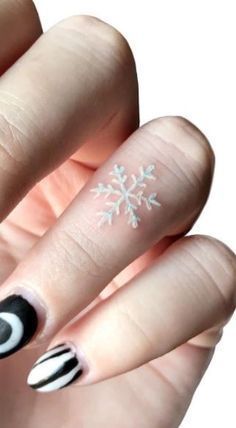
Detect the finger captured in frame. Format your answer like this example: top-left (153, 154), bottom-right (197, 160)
top-left (0, 15), bottom-right (138, 219)
top-left (0, 0), bottom-right (42, 74)
top-left (146, 343), bottom-right (215, 427)
top-left (0, 117), bottom-right (214, 358)
top-left (27, 235), bottom-right (236, 391)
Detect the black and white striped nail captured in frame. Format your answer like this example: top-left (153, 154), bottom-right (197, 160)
top-left (27, 343), bottom-right (83, 392)
top-left (0, 294), bottom-right (38, 358)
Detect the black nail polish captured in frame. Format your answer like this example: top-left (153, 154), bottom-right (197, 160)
top-left (27, 343), bottom-right (83, 392)
top-left (0, 294), bottom-right (38, 358)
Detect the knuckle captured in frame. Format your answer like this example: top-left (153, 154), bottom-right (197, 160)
top-left (186, 235), bottom-right (236, 311)
top-left (58, 15), bottom-right (135, 77)
top-left (146, 116), bottom-right (214, 176)
top-left (143, 116), bottom-right (214, 199)
top-left (60, 14), bottom-right (103, 30)
top-left (96, 21), bottom-right (134, 67)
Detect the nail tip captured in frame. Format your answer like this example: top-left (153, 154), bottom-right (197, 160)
top-left (27, 343), bottom-right (83, 392)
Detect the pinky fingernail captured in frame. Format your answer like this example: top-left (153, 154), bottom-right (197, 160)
top-left (27, 343), bottom-right (83, 392)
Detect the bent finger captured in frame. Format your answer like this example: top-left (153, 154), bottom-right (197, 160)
top-left (0, 15), bottom-right (138, 219)
top-left (0, 117), bottom-right (214, 358)
top-left (27, 235), bottom-right (236, 391)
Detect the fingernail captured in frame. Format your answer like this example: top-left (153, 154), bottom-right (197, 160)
top-left (0, 294), bottom-right (38, 358)
top-left (27, 343), bottom-right (83, 392)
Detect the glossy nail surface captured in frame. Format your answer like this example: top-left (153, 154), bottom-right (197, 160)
top-left (27, 343), bottom-right (83, 392)
top-left (0, 294), bottom-right (38, 358)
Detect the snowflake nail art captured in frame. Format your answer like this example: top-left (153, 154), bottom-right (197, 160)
top-left (91, 164), bottom-right (161, 228)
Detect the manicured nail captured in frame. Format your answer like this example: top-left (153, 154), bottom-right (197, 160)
top-left (0, 294), bottom-right (38, 358)
top-left (27, 343), bottom-right (83, 392)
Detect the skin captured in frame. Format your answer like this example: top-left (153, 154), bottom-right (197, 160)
top-left (0, 1), bottom-right (235, 427)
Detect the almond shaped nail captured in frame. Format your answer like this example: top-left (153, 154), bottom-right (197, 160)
top-left (27, 343), bottom-right (83, 392)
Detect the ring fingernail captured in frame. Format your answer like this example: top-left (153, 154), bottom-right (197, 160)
top-left (27, 343), bottom-right (83, 392)
top-left (0, 294), bottom-right (38, 358)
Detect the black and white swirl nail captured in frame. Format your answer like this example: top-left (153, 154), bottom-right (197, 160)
top-left (27, 344), bottom-right (83, 392)
top-left (0, 294), bottom-right (38, 358)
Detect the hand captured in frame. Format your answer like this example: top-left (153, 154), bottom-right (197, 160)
top-left (0, 2), bottom-right (235, 427)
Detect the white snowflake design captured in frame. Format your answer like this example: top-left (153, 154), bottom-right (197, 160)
top-left (91, 164), bottom-right (161, 228)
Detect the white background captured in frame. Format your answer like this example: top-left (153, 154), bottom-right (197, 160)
top-left (34, 1), bottom-right (236, 426)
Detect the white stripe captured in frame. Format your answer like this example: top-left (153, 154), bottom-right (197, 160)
top-left (0, 313), bottom-right (24, 353)
top-left (27, 351), bottom-right (76, 386)
top-left (35, 344), bottom-right (69, 364)
top-left (36, 366), bottom-right (81, 392)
